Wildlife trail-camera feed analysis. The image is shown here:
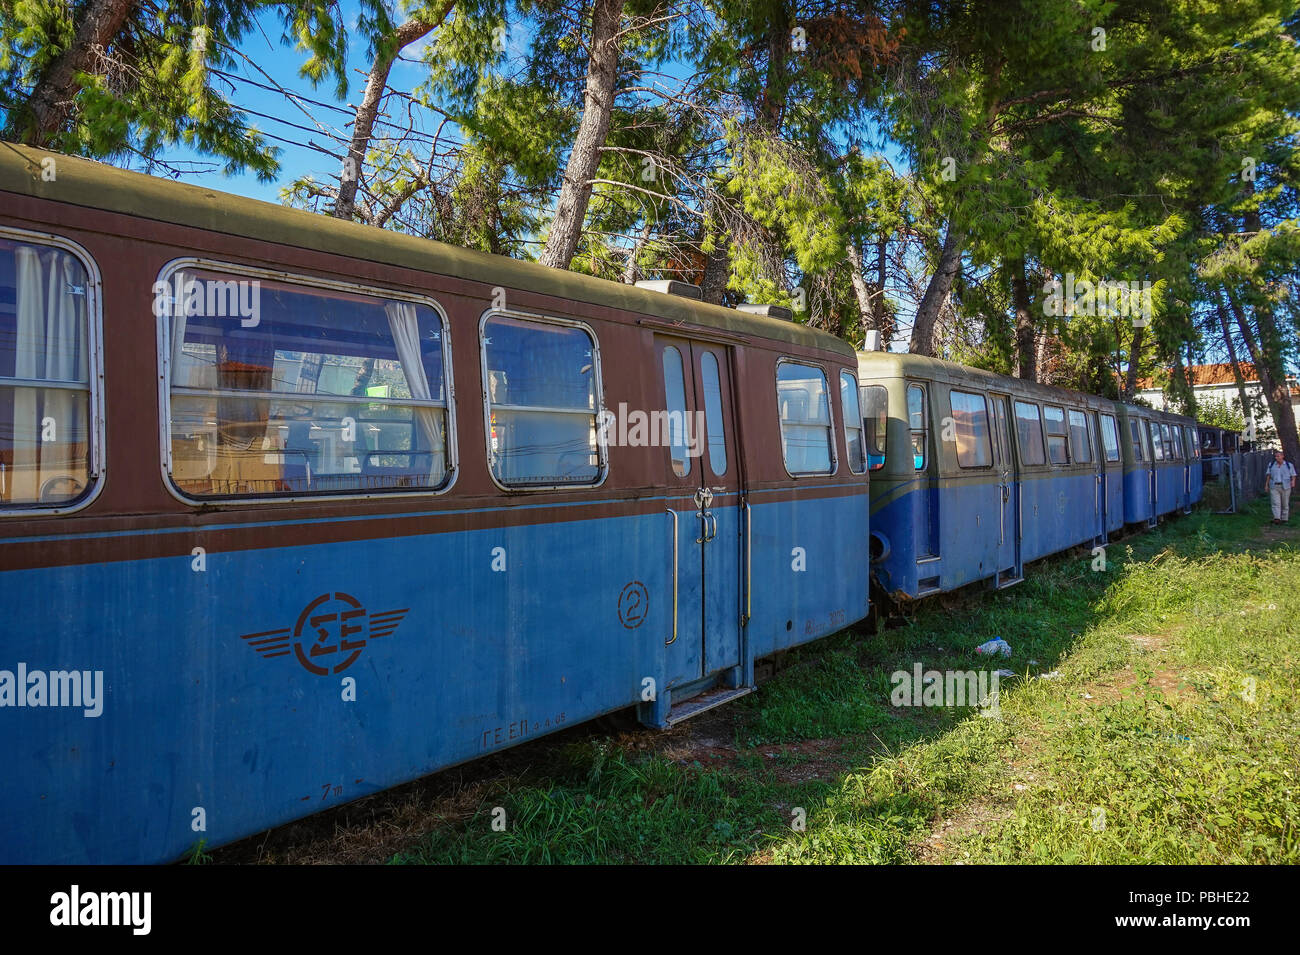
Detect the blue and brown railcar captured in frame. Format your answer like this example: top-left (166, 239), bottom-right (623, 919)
top-left (856, 353), bottom-right (1127, 600)
top-left (0, 146), bottom-right (870, 863)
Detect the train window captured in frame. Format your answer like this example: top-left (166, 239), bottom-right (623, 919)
top-left (777, 361), bottom-right (835, 475)
top-left (860, 384), bottom-right (887, 470)
top-left (1043, 405), bottom-right (1070, 465)
top-left (839, 371), bottom-right (866, 474)
top-left (0, 234), bottom-right (100, 511)
top-left (950, 390), bottom-right (992, 468)
top-left (1149, 421), bottom-right (1165, 461)
top-left (1164, 424), bottom-right (1178, 460)
top-left (1014, 401), bottom-right (1046, 466)
top-left (1100, 414), bottom-right (1120, 462)
top-left (483, 313), bottom-right (602, 487)
top-left (1129, 419), bottom-right (1146, 462)
top-left (700, 351), bottom-right (727, 477)
top-left (662, 347), bottom-right (691, 478)
top-left (1186, 426), bottom-right (1199, 458)
top-left (162, 265), bottom-right (452, 499)
top-left (1068, 410), bottom-right (1092, 463)
top-left (907, 383), bottom-right (927, 470)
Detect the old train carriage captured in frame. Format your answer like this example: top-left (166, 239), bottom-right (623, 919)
top-left (857, 352), bottom-right (1128, 600)
top-left (1115, 403), bottom-right (1201, 524)
top-left (0, 145), bottom-right (869, 863)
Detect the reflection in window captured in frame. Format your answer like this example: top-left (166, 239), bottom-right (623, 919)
top-left (165, 269), bottom-right (449, 498)
top-left (1043, 405), bottom-right (1069, 465)
top-left (860, 384), bottom-right (887, 470)
top-left (1014, 401), bottom-right (1046, 466)
top-left (662, 346), bottom-right (690, 478)
top-left (1101, 414), bottom-right (1120, 462)
top-left (484, 315), bottom-right (601, 487)
top-left (908, 383), bottom-right (927, 470)
top-left (700, 351), bottom-right (727, 477)
top-left (1068, 409), bottom-right (1092, 463)
top-left (951, 390), bottom-right (992, 468)
top-left (0, 237), bottom-right (95, 508)
top-left (778, 362), bottom-right (834, 475)
top-left (840, 372), bottom-right (865, 474)
top-left (1149, 421), bottom-right (1165, 461)
top-left (1130, 419), bottom-right (1147, 462)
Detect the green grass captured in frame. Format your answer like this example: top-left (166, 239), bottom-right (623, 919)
top-left (392, 498), bottom-right (1300, 864)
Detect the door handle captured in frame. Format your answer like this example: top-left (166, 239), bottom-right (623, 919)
top-left (696, 510), bottom-right (708, 544)
top-left (743, 498), bottom-right (752, 624)
top-left (666, 508), bottom-right (678, 646)
top-left (706, 511), bottom-right (718, 542)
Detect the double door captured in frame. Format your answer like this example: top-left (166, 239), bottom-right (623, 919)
top-left (655, 337), bottom-right (742, 688)
top-left (989, 394), bottom-right (1022, 580)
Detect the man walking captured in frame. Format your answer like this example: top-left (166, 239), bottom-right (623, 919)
top-left (1264, 449), bottom-right (1296, 524)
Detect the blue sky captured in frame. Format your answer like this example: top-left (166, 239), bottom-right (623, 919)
top-left (162, 3), bottom-right (450, 202)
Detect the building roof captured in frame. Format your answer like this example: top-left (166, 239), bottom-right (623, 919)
top-left (1137, 363), bottom-right (1299, 397)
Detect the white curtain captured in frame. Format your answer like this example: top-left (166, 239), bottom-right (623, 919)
top-left (11, 246), bottom-right (87, 502)
top-left (168, 269), bottom-right (191, 386)
top-left (385, 302), bottom-right (445, 485)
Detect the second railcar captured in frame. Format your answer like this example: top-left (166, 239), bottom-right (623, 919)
top-left (857, 353), bottom-right (1127, 600)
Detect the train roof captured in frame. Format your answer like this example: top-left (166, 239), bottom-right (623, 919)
top-left (0, 143), bottom-right (856, 361)
top-left (857, 350), bottom-right (1198, 422)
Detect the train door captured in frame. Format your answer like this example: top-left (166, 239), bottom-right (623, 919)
top-left (908, 382), bottom-right (938, 566)
top-left (1091, 411), bottom-right (1107, 542)
top-left (1144, 419), bottom-right (1160, 524)
top-left (990, 393), bottom-right (1022, 585)
top-left (655, 336), bottom-right (743, 692)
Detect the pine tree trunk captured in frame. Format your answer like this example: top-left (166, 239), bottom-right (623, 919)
top-left (1121, 323), bottom-right (1145, 400)
top-left (1011, 257), bottom-right (1036, 381)
top-left (334, 7), bottom-right (454, 222)
top-left (846, 239), bottom-right (877, 334)
top-left (1214, 292), bottom-right (1253, 419)
top-left (623, 219), bottom-right (652, 284)
top-left (1227, 289), bottom-right (1300, 461)
top-left (910, 221), bottom-right (964, 356)
top-left (538, 0), bottom-right (626, 270)
top-left (1184, 340), bottom-right (1198, 415)
top-left (700, 238), bottom-right (729, 305)
top-left (9, 0), bottom-right (140, 146)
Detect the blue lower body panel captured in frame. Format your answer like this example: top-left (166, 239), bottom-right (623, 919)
top-left (1, 488), bottom-right (870, 863)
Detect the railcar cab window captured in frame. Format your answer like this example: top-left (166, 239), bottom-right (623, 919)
top-left (1068, 409), bottom-right (1092, 463)
top-left (777, 361), bottom-right (835, 475)
top-left (161, 265), bottom-right (451, 499)
top-left (0, 234), bottom-right (99, 511)
top-left (1100, 413), bottom-right (1121, 463)
top-left (700, 352), bottom-right (727, 476)
top-left (1014, 400), bottom-right (1046, 466)
top-left (1149, 421), bottom-right (1165, 461)
top-left (483, 313), bottom-right (603, 488)
top-left (839, 371), bottom-right (866, 474)
top-left (1129, 419), bottom-right (1147, 462)
top-left (1166, 424), bottom-right (1181, 460)
top-left (1186, 426), bottom-right (1199, 458)
top-left (860, 384), bottom-right (887, 470)
top-left (1043, 405), bottom-right (1070, 465)
top-left (907, 383), bottom-right (927, 470)
top-left (662, 346), bottom-right (691, 478)
top-left (950, 390), bottom-right (992, 468)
